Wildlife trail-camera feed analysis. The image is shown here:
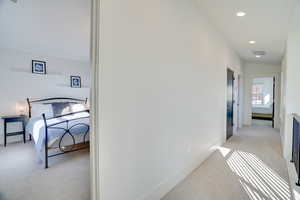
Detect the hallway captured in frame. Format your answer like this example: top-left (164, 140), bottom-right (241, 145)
top-left (162, 127), bottom-right (292, 200)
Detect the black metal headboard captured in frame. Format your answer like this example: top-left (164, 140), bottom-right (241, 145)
top-left (26, 97), bottom-right (88, 118)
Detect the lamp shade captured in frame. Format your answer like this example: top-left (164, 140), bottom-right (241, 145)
top-left (16, 102), bottom-right (26, 115)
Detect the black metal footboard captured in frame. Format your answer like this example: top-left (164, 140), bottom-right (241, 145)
top-left (291, 113), bottom-right (300, 186)
top-left (42, 110), bottom-right (90, 169)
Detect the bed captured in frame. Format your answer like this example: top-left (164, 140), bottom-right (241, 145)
top-left (252, 107), bottom-right (273, 120)
top-left (26, 97), bottom-right (90, 168)
top-left (252, 113), bottom-right (273, 120)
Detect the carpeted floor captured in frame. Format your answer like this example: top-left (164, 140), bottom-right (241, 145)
top-left (162, 126), bottom-right (292, 200)
top-left (0, 127), bottom-right (291, 200)
top-left (0, 141), bottom-right (90, 200)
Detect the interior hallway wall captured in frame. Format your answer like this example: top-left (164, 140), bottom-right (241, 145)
top-left (236, 65), bottom-right (245, 130)
top-left (97, 0), bottom-right (243, 199)
top-left (282, 0), bottom-right (300, 159)
top-left (243, 62), bottom-right (281, 129)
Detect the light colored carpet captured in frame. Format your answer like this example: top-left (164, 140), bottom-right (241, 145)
top-left (162, 127), bottom-right (292, 200)
top-left (0, 141), bottom-right (90, 200)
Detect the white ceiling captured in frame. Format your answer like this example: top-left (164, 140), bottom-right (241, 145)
top-left (196, 0), bottom-right (295, 64)
top-left (0, 0), bottom-right (90, 62)
top-left (0, 0), bottom-right (294, 64)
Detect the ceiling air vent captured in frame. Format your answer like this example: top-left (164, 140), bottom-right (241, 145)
top-left (253, 51), bottom-right (266, 58)
top-left (253, 51), bottom-right (266, 56)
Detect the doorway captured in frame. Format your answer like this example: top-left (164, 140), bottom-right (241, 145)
top-left (227, 68), bottom-right (234, 140)
top-left (237, 75), bottom-right (241, 130)
top-left (251, 77), bottom-right (275, 128)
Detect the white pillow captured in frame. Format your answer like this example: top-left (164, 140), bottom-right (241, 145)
top-left (71, 104), bottom-right (87, 112)
top-left (31, 104), bottom-right (53, 118)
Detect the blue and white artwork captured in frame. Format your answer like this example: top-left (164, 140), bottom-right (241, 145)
top-left (32, 60), bottom-right (46, 74)
top-left (71, 76), bottom-right (81, 88)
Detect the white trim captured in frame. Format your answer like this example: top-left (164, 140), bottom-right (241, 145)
top-left (225, 67), bottom-right (243, 137)
top-left (90, 0), bottom-right (101, 199)
top-left (244, 73), bottom-right (281, 128)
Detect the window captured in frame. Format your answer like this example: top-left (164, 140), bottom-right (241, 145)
top-left (252, 83), bottom-right (264, 105)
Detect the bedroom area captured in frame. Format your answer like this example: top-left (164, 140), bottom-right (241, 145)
top-left (0, 0), bottom-right (91, 200)
top-left (251, 77), bottom-right (275, 127)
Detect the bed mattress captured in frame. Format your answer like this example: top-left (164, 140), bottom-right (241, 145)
top-left (26, 112), bottom-right (90, 162)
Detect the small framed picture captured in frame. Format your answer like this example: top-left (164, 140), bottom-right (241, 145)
top-left (71, 76), bottom-right (81, 88)
top-left (32, 60), bottom-right (46, 74)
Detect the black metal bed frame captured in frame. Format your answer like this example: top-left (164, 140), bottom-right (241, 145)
top-left (27, 97), bottom-right (90, 169)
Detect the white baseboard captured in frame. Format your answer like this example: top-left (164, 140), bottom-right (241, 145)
top-left (141, 138), bottom-right (224, 200)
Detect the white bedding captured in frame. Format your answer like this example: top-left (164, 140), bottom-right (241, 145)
top-left (26, 111), bottom-right (90, 162)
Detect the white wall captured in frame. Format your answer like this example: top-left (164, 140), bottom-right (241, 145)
top-left (281, 2), bottom-right (300, 198)
top-left (0, 0), bottom-right (91, 62)
top-left (282, 0), bottom-right (300, 159)
top-left (238, 68), bottom-right (245, 129)
top-left (243, 62), bottom-right (281, 129)
top-left (0, 48), bottom-right (90, 145)
top-left (97, 0), bottom-right (243, 199)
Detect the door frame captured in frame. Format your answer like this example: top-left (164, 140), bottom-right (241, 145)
top-left (250, 76), bottom-right (276, 127)
top-left (226, 68), bottom-right (234, 140)
top-left (237, 75), bottom-right (241, 129)
top-left (90, 0), bottom-right (101, 199)
top-left (272, 77), bottom-right (275, 128)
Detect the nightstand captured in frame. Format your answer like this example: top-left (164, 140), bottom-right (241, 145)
top-left (1, 115), bottom-right (26, 147)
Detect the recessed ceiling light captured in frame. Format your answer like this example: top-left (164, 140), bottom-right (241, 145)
top-left (256, 55), bottom-right (261, 58)
top-left (236, 12), bottom-right (246, 17)
top-left (249, 40), bottom-right (256, 44)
